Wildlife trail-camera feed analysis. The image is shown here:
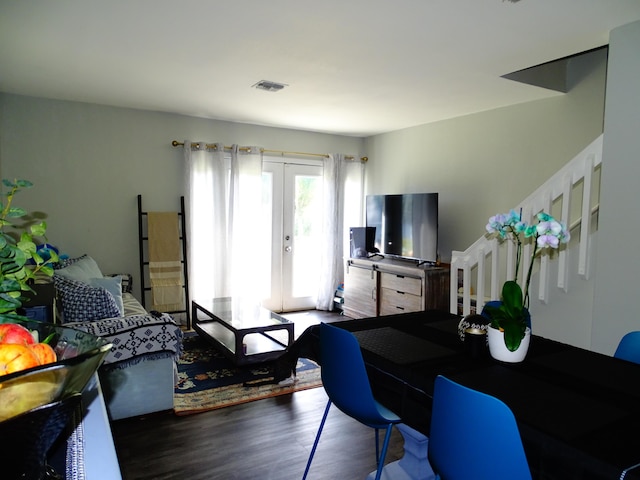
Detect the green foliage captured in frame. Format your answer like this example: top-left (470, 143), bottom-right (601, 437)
top-left (483, 281), bottom-right (528, 351)
top-left (0, 179), bottom-right (57, 319)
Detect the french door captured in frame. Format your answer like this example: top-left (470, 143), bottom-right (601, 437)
top-left (261, 160), bottom-right (323, 312)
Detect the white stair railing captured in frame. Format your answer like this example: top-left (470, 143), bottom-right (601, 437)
top-left (450, 134), bottom-right (603, 317)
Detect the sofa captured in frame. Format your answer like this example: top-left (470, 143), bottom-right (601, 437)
top-left (52, 254), bottom-right (183, 420)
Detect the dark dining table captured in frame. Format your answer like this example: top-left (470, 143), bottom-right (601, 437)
top-left (294, 310), bottom-right (640, 480)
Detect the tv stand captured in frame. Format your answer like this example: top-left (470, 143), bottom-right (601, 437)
top-left (342, 257), bottom-right (450, 319)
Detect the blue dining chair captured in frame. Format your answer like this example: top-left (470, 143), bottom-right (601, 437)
top-left (428, 375), bottom-right (532, 480)
top-left (302, 322), bottom-right (402, 480)
top-left (614, 331), bottom-right (640, 364)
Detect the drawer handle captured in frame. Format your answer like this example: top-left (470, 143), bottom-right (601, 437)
top-left (396, 291), bottom-right (405, 295)
top-left (396, 275), bottom-right (405, 279)
top-left (396, 306), bottom-right (405, 311)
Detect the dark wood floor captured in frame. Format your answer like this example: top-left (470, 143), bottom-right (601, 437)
top-left (112, 387), bottom-right (404, 480)
top-left (110, 309), bottom-right (405, 480)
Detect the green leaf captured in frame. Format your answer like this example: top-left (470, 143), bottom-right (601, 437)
top-left (15, 180), bottom-right (33, 189)
top-left (48, 250), bottom-right (59, 263)
top-left (40, 265), bottom-right (54, 276)
top-left (42, 332), bottom-right (56, 345)
top-left (1, 246), bottom-right (28, 274)
top-left (30, 221), bottom-right (47, 237)
top-left (0, 278), bottom-right (22, 294)
top-left (0, 292), bottom-right (22, 313)
top-left (501, 281), bottom-right (524, 319)
top-left (0, 312), bottom-right (30, 323)
top-left (18, 235), bottom-right (37, 254)
top-left (501, 316), bottom-right (527, 351)
top-left (6, 207), bottom-right (27, 218)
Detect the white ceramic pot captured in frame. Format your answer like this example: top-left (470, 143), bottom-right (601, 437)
top-left (487, 326), bottom-right (531, 363)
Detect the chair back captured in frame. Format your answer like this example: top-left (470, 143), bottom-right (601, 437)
top-left (319, 322), bottom-right (394, 428)
top-left (614, 331), bottom-right (640, 364)
top-left (429, 375), bottom-right (532, 480)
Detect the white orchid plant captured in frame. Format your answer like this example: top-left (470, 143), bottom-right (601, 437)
top-left (483, 210), bottom-right (570, 351)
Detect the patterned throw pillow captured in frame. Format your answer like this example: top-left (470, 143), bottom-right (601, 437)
top-left (54, 254), bottom-right (86, 270)
top-left (53, 275), bottom-right (120, 323)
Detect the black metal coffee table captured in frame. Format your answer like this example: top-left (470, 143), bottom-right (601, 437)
top-left (192, 297), bottom-right (294, 366)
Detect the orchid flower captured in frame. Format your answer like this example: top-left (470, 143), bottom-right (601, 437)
top-left (484, 209), bottom-right (571, 351)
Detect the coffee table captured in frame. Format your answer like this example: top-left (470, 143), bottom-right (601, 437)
top-left (192, 297), bottom-right (294, 366)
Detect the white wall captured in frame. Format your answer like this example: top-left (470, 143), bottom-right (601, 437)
top-left (592, 20), bottom-right (640, 354)
top-left (364, 48), bottom-right (607, 262)
top-left (0, 95), bottom-right (364, 300)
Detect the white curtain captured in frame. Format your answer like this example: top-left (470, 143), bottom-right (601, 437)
top-left (229, 145), bottom-right (264, 301)
top-left (316, 154), bottom-right (364, 310)
top-left (183, 142), bottom-right (263, 305)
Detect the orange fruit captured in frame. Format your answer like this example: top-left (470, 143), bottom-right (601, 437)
top-left (0, 343), bottom-right (40, 376)
top-left (29, 343), bottom-right (57, 365)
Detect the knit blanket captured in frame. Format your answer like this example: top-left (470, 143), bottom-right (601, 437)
top-left (66, 311), bottom-right (182, 368)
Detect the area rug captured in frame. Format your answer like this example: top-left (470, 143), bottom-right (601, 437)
top-left (174, 333), bottom-right (322, 416)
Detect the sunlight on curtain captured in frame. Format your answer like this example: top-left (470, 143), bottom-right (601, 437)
top-left (343, 160), bottom-right (365, 256)
top-left (316, 154), bottom-right (364, 310)
top-left (183, 142), bottom-right (230, 303)
top-left (229, 145), bottom-right (264, 303)
top-left (185, 142), bottom-right (355, 310)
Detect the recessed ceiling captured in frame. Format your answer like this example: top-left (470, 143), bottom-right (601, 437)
top-left (1, 0), bottom-right (639, 137)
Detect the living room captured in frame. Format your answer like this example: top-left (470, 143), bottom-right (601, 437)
top-left (2, 14), bottom-right (639, 354)
top-left (1, 3), bottom-right (640, 477)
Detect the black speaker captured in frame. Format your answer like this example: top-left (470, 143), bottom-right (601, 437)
top-left (350, 227), bottom-right (375, 258)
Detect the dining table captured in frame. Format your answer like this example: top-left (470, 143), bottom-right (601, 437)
top-left (294, 310), bottom-right (640, 480)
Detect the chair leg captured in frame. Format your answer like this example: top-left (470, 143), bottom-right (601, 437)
top-left (373, 424), bottom-right (394, 480)
top-left (302, 399), bottom-right (332, 480)
top-left (374, 428), bottom-right (380, 466)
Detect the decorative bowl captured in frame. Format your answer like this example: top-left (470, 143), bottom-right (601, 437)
top-left (0, 318), bottom-right (112, 422)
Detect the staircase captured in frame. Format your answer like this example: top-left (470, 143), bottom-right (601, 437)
top-left (450, 134), bottom-right (603, 319)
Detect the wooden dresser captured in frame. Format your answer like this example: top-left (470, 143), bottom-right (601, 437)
top-left (342, 257), bottom-right (450, 319)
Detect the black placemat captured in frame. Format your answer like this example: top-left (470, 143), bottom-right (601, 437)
top-left (353, 327), bottom-right (456, 365)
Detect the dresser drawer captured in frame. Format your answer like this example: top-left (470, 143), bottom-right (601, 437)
top-left (344, 264), bottom-right (377, 318)
top-left (380, 272), bottom-right (422, 296)
top-left (379, 287), bottom-right (422, 315)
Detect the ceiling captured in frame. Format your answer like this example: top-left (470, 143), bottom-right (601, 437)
top-left (2, 1), bottom-right (640, 137)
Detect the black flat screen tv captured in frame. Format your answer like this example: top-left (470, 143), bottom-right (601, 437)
top-left (365, 193), bottom-right (438, 263)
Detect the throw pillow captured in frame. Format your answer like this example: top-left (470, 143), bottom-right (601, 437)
top-left (54, 255), bottom-right (104, 283)
top-left (53, 275), bottom-right (120, 323)
top-left (89, 276), bottom-right (124, 316)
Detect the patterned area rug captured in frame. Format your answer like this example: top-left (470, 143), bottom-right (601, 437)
top-left (174, 333), bottom-right (322, 416)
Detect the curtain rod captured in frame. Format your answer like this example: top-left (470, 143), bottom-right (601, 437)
top-left (171, 140), bottom-right (367, 162)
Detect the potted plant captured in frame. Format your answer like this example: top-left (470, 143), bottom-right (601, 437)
top-left (483, 209), bottom-right (570, 360)
top-left (0, 179), bottom-right (57, 323)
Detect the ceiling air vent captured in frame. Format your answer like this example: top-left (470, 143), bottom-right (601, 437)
top-left (252, 80), bottom-right (288, 92)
